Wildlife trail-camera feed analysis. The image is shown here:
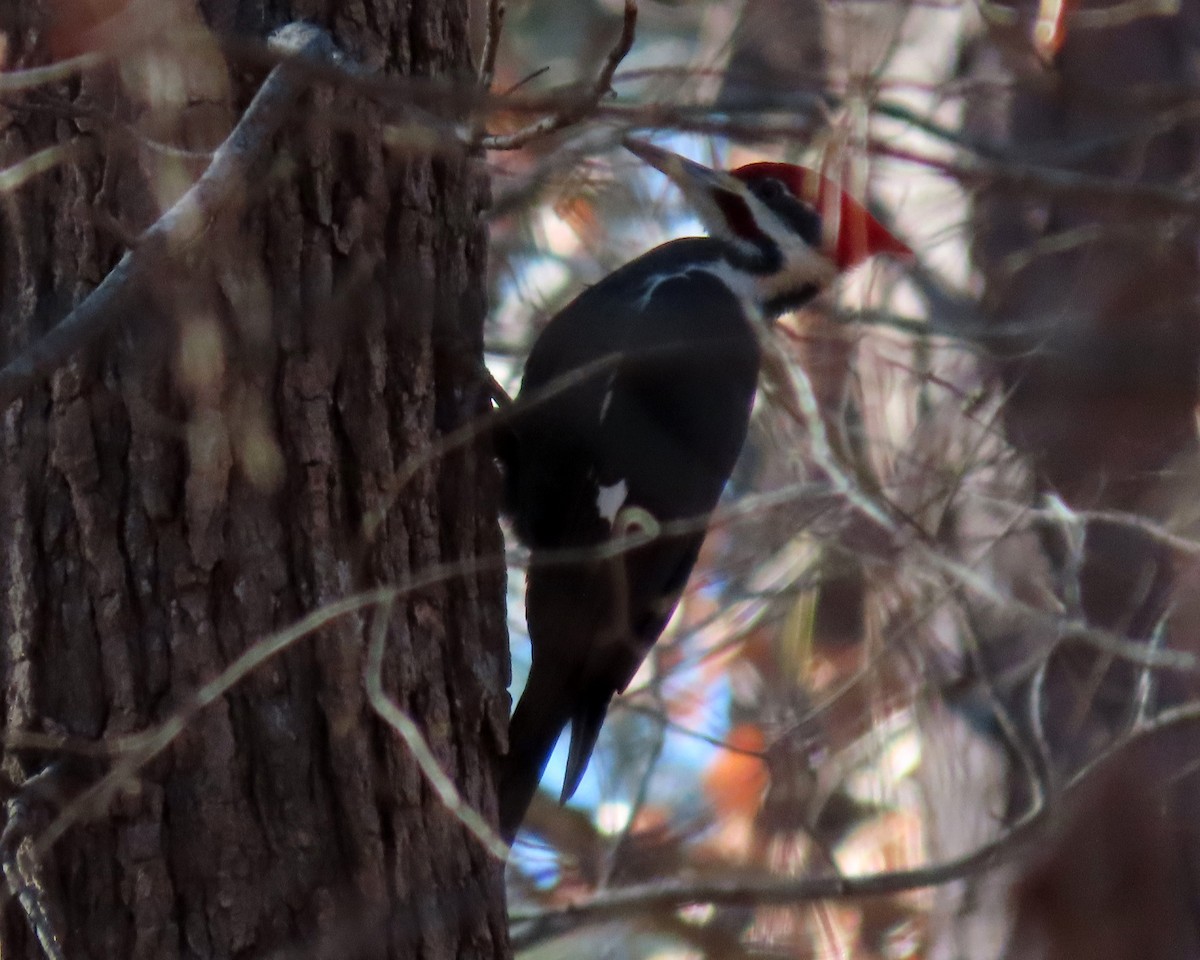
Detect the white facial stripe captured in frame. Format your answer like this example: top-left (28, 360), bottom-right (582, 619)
top-left (632, 208), bottom-right (832, 323)
top-left (745, 192), bottom-right (838, 301)
top-left (596, 479), bottom-right (629, 525)
top-left (757, 241), bottom-right (837, 304)
top-left (672, 181), bottom-right (763, 262)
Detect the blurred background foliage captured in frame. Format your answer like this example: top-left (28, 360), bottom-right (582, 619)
top-left (484, 0), bottom-right (1200, 957)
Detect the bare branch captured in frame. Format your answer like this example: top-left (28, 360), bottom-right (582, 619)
top-left (362, 350), bottom-right (631, 543)
top-left (599, 666), bottom-right (667, 886)
top-left (487, 127), bottom-right (626, 219)
top-left (1133, 615), bottom-right (1172, 727)
top-left (1037, 505), bottom-right (1200, 558)
top-left (478, 0), bottom-right (637, 151)
top-left (468, 0), bottom-right (507, 144)
top-left (0, 53), bottom-right (108, 94)
top-left (0, 23), bottom-right (341, 413)
top-left (14, 97), bottom-right (216, 162)
top-left (920, 545), bottom-right (1200, 674)
top-left (764, 336), bottom-right (897, 535)
top-left (954, 603), bottom-right (1048, 814)
top-left (1, 767), bottom-right (70, 960)
top-left (1028, 658), bottom-right (1053, 783)
top-left (0, 144), bottom-right (85, 195)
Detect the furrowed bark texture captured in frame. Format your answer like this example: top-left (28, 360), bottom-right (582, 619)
top-left (0, 2), bottom-right (509, 958)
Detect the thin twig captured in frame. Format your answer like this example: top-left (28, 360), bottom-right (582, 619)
top-left (920, 546), bottom-right (1199, 673)
top-left (29, 587), bottom-right (398, 859)
top-left (363, 348), bottom-right (638, 544)
top-left (0, 53), bottom-right (108, 94)
top-left (477, 0), bottom-right (506, 90)
top-left (501, 66), bottom-right (551, 97)
top-left (599, 665), bottom-right (668, 888)
top-left (364, 599), bottom-right (511, 861)
top-left (876, 141), bottom-right (1200, 216)
top-left (1041, 505), bottom-right (1200, 557)
top-left (1028, 658), bottom-right (1053, 784)
top-left (0, 144), bottom-right (86, 195)
top-left (15, 96), bottom-right (216, 162)
top-left (469, 0), bottom-right (507, 144)
top-left (954, 603), bottom-right (1048, 815)
top-left (509, 696), bottom-right (1200, 931)
top-left (766, 335), bottom-right (897, 535)
top-left (478, 0), bottom-right (637, 151)
top-left (1133, 614), bottom-right (1172, 727)
top-left (487, 127), bottom-right (626, 220)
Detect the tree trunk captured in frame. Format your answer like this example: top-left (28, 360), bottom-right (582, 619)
top-left (0, 3), bottom-right (509, 958)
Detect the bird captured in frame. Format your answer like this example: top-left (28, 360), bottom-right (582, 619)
top-left (495, 140), bottom-right (911, 843)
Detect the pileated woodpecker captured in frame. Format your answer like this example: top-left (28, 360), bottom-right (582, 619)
top-left (497, 141), bottom-right (909, 842)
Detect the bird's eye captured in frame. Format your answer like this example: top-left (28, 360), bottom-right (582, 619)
top-left (755, 178), bottom-right (789, 202)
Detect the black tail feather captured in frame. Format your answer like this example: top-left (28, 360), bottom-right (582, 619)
top-left (560, 698), bottom-right (610, 804)
top-left (499, 666), bottom-right (569, 843)
top-left (502, 538), bottom-right (703, 840)
top-left (499, 659), bottom-right (615, 841)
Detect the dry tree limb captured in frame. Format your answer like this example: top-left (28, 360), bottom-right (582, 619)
top-left (0, 22), bottom-right (341, 413)
top-left (362, 350), bottom-right (630, 543)
top-left (488, 127), bottom-right (626, 218)
top-left (0, 144), bottom-right (86, 195)
top-left (24, 556), bottom-right (525, 877)
top-left (26, 588), bottom-right (398, 864)
top-left (478, 0), bottom-right (637, 151)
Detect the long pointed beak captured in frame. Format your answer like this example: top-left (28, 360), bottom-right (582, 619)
top-left (624, 138), bottom-right (743, 198)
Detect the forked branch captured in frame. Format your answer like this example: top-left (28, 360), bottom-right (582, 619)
top-left (478, 0), bottom-right (637, 151)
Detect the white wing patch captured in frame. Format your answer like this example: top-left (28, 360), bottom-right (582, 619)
top-left (634, 263), bottom-right (757, 314)
top-left (596, 479), bottom-right (629, 525)
top-left (633, 246), bottom-right (833, 322)
top-left (598, 378), bottom-right (615, 422)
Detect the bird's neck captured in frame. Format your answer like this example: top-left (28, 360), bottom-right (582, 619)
top-left (631, 237), bottom-right (829, 322)
top-left (711, 239), bottom-right (828, 321)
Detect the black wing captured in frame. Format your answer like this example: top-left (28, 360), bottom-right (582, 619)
top-left (504, 239), bottom-right (762, 544)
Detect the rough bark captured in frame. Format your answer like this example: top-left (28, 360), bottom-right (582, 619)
top-left (0, 2), bottom-right (508, 959)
